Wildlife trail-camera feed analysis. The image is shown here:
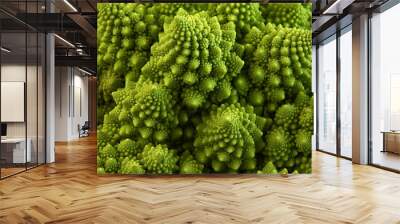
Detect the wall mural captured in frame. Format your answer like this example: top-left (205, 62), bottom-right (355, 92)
top-left (97, 3), bottom-right (313, 175)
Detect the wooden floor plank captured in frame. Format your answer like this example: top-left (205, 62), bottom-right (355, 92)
top-left (0, 135), bottom-right (399, 224)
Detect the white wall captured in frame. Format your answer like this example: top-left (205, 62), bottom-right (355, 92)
top-left (55, 66), bottom-right (69, 141)
top-left (73, 72), bottom-right (89, 137)
top-left (1, 65), bottom-right (26, 138)
top-left (55, 66), bottom-right (89, 141)
top-left (1, 65), bottom-right (41, 137)
top-left (1, 63), bottom-right (46, 163)
top-left (1, 65), bottom-right (25, 82)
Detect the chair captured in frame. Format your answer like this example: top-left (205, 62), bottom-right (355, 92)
top-left (79, 121), bottom-right (90, 138)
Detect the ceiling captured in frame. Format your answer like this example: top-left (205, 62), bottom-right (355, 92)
top-left (0, 0), bottom-right (97, 73)
top-left (1, 32), bottom-right (45, 64)
top-left (312, 0), bottom-right (392, 43)
top-left (0, 0), bottom-right (96, 14)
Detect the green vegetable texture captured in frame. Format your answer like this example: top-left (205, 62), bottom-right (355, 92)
top-left (261, 3), bottom-right (311, 30)
top-left (179, 151), bottom-right (204, 174)
top-left (194, 103), bottom-right (263, 172)
top-left (139, 144), bottom-right (179, 174)
top-left (141, 9), bottom-right (244, 109)
top-left (208, 3), bottom-right (264, 42)
top-left (257, 161), bottom-right (278, 174)
top-left (97, 3), bottom-right (313, 174)
top-left (120, 158), bottom-right (145, 174)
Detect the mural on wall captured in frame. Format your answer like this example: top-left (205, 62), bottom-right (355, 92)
top-left (97, 3), bottom-right (313, 174)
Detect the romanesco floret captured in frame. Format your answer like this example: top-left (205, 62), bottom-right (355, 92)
top-left (208, 3), bottom-right (264, 42)
top-left (98, 69), bottom-right (124, 105)
top-left (295, 130), bottom-right (312, 154)
top-left (299, 106), bottom-right (313, 133)
top-left (130, 81), bottom-right (179, 142)
top-left (140, 144), bottom-right (179, 174)
top-left (105, 157), bottom-right (119, 173)
top-left (257, 161), bottom-right (278, 174)
top-left (194, 103), bottom-right (262, 172)
top-left (98, 3), bottom-right (159, 75)
top-left (99, 144), bottom-right (117, 159)
top-left (261, 3), bottom-right (311, 30)
top-left (279, 168), bottom-right (289, 175)
top-left (120, 158), bottom-right (145, 174)
top-left (97, 167), bottom-right (106, 175)
top-left (98, 107), bottom-right (123, 146)
top-left (151, 3), bottom-right (208, 25)
top-left (264, 128), bottom-right (293, 168)
top-left (246, 23), bottom-right (312, 95)
top-left (141, 9), bottom-right (243, 109)
top-left (104, 106), bottom-right (122, 124)
top-left (117, 138), bottom-right (142, 159)
top-left (97, 156), bottom-right (105, 168)
top-left (274, 104), bottom-right (298, 131)
top-left (179, 151), bottom-right (204, 174)
top-left (294, 91), bottom-right (311, 108)
top-left (295, 154), bottom-right (311, 173)
top-left (98, 124), bottom-right (120, 148)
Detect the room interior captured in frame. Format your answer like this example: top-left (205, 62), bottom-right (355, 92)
top-left (0, 0), bottom-right (96, 179)
top-left (313, 0), bottom-right (400, 171)
top-left (0, 30), bottom-right (46, 178)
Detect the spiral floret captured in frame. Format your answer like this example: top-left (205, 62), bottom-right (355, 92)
top-left (141, 9), bottom-right (243, 109)
top-left (295, 130), bottom-right (312, 154)
top-left (117, 138), bottom-right (142, 159)
top-left (105, 157), bottom-right (119, 173)
top-left (299, 106), bottom-right (313, 133)
top-left (179, 151), bottom-right (204, 174)
top-left (140, 144), bottom-right (179, 174)
top-left (264, 128), bottom-right (293, 168)
top-left (257, 161), bottom-right (278, 174)
top-left (194, 103), bottom-right (263, 172)
top-left (98, 3), bottom-right (159, 75)
top-left (274, 104), bottom-right (298, 131)
top-left (209, 3), bottom-right (264, 41)
top-left (130, 81), bottom-right (179, 142)
top-left (99, 144), bottom-right (118, 159)
top-left (98, 123), bottom-right (120, 149)
top-left (151, 3), bottom-right (208, 25)
top-left (294, 91), bottom-right (311, 108)
top-left (261, 3), bottom-right (311, 30)
top-left (247, 23), bottom-right (312, 94)
top-left (294, 154), bottom-right (311, 173)
top-left (120, 158), bottom-right (145, 174)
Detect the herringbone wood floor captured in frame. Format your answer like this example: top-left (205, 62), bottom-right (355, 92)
top-left (1, 136), bottom-right (400, 224)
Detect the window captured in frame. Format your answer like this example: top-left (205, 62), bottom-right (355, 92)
top-left (339, 27), bottom-right (352, 158)
top-left (0, 1), bottom-right (47, 179)
top-left (370, 3), bottom-right (400, 171)
top-left (317, 36), bottom-right (337, 154)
